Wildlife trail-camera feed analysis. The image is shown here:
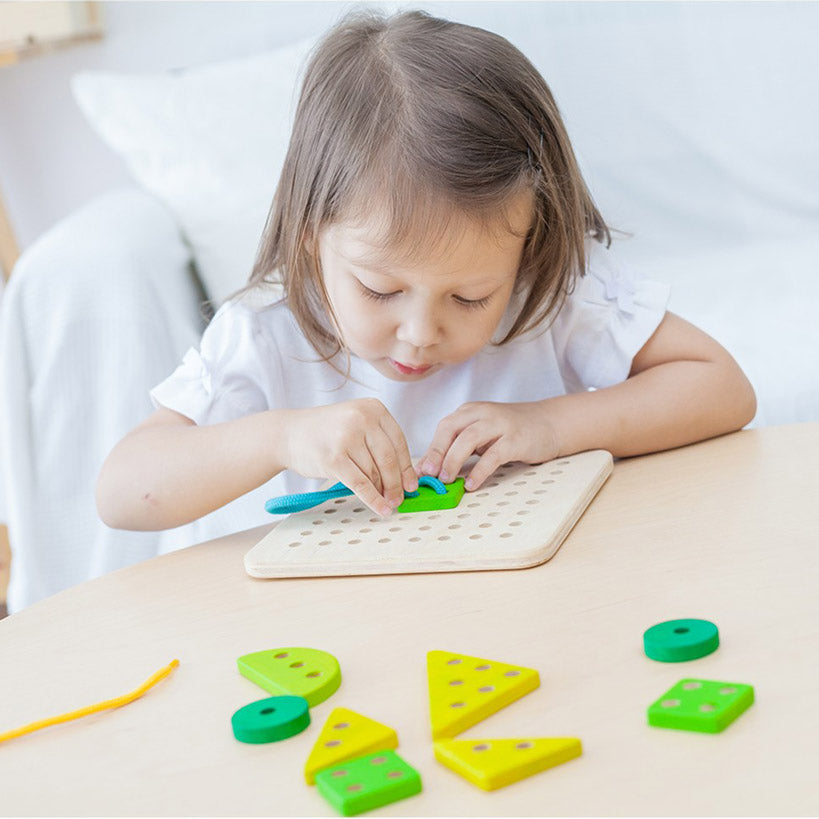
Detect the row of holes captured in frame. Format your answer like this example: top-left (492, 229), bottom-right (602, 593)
top-left (442, 662), bottom-right (522, 706)
top-left (660, 683), bottom-right (739, 711)
top-left (267, 652), bottom-right (325, 678)
top-left (287, 520), bottom-right (520, 548)
top-left (309, 493), bottom-right (547, 530)
top-left (472, 741), bottom-right (534, 751)
top-left (327, 754), bottom-right (407, 789)
top-left (310, 504), bottom-right (541, 529)
top-left (290, 527), bottom-right (524, 548)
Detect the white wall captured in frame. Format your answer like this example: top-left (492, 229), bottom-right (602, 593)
top-left (1, 0), bottom-right (817, 258)
top-left (0, 0), bottom-right (363, 250)
top-left (1, 0), bottom-right (598, 253)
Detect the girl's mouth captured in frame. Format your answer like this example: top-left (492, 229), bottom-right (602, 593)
top-left (389, 358), bottom-right (432, 376)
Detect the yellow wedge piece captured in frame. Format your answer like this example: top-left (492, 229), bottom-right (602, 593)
top-left (304, 707), bottom-right (399, 785)
top-left (434, 737), bottom-right (582, 790)
top-left (427, 650), bottom-right (540, 739)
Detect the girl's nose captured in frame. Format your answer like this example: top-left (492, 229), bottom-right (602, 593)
top-left (395, 303), bottom-right (442, 348)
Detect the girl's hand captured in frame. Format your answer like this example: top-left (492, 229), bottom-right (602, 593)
top-left (282, 399), bottom-right (418, 517)
top-left (416, 401), bottom-right (559, 491)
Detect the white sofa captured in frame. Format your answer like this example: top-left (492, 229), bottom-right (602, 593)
top-left (2, 2), bottom-right (818, 613)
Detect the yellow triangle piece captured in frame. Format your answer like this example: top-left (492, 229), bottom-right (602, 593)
top-left (304, 707), bottom-right (399, 785)
top-left (434, 737), bottom-right (582, 790)
top-left (427, 650), bottom-right (540, 739)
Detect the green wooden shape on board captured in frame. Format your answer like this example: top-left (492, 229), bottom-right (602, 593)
top-left (648, 678), bottom-right (754, 733)
top-left (231, 695), bottom-right (310, 744)
top-left (315, 749), bottom-right (423, 816)
top-left (643, 618), bottom-right (720, 662)
top-left (397, 477), bottom-right (465, 514)
top-left (237, 647), bottom-right (341, 707)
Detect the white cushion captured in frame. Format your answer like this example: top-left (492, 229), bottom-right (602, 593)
top-left (72, 39), bottom-right (316, 305)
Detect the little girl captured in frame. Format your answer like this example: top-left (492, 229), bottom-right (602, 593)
top-left (97, 10), bottom-right (756, 531)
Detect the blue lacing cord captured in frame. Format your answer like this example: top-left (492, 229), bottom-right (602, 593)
top-left (264, 475), bottom-right (448, 515)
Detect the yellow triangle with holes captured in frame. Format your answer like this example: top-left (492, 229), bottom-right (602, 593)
top-left (427, 650), bottom-right (540, 740)
top-left (434, 737), bottom-right (582, 790)
top-left (304, 707), bottom-right (399, 785)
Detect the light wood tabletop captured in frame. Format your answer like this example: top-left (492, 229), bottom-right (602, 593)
top-left (1, 423), bottom-right (817, 816)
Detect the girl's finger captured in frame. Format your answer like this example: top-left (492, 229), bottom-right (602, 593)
top-left (378, 414), bottom-right (419, 495)
top-left (364, 428), bottom-right (406, 510)
top-left (418, 416), bottom-right (467, 477)
top-left (463, 439), bottom-right (507, 491)
top-left (337, 456), bottom-right (393, 518)
top-left (438, 422), bottom-right (498, 485)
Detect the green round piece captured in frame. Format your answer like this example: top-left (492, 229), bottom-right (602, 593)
top-left (231, 695), bottom-right (310, 744)
top-left (643, 619), bottom-right (719, 662)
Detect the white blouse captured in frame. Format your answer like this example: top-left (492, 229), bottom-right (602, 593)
top-left (151, 239), bottom-right (669, 536)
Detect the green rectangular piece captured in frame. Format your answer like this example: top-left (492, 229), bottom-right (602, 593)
top-left (315, 749), bottom-right (422, 816)
top-left (648, 678), bottom-right (754, 733)
top-left (397, 478), bottom-right (465, 513)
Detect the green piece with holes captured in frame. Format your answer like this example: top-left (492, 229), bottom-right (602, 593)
top-left (231, 695), bottom-right (310, 744)
top-left (315, 749), bottom-right (423, 816)
top-left (648, 678), bottom-right (754, 733)
top-left (643, 618), bottom-right (720, 662)
top-left (237, 647), bottom-right (341, 707)
top-left (397, 477), bottom-right (465, 514)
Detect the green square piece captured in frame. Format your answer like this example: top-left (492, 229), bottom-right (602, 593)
top-left (648, 678), bottom-right (754, 733)
top-left (397, 477), bottom-right (465, 514)
top-left (315, 749), bottom-right (422, 816)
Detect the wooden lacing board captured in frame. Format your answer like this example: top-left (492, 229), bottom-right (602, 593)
top-left (244, 450), bottom-right (613, 579)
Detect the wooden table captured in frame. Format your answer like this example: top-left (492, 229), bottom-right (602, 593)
top-left (2, 424), bottom-right (817, 816)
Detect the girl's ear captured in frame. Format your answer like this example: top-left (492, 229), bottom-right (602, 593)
top-left (301, 220), bottom-right (323, 260)
top-left (304, 220), bottom-right (332, 259)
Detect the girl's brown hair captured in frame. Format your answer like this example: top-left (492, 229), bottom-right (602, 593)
top-left (246, 8), bottom-right (610, 367)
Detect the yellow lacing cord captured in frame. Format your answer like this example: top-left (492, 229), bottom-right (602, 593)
top-left (0, 659), bottom-right (179, 745)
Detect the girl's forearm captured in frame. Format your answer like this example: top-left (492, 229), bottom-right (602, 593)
top-left (96, 409), bottom-right (292, 531)
top-left (545, 358), bottom-right (757, 459)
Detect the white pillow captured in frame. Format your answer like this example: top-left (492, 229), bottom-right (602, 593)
top-left (72, 38), bottom-right (316, 305)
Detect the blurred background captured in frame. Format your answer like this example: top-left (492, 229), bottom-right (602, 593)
top-left (2, 1), bottom-right (816, 265)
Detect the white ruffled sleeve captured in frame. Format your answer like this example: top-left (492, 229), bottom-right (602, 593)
top-left (150, 300), bottom-right (273, 424)
top-left (550, 241), bottom-right (671, 392)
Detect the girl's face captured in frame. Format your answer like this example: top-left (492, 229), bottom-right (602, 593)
top-left (319, 192), bottom-right (532, 381)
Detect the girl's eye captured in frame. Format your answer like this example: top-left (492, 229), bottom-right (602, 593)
top-left (358, 280), bottom-right (491, 310)
top-left (359, 284), bottom-right (400, 301)
top-left (454, 295), bottom-right (492, 310)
